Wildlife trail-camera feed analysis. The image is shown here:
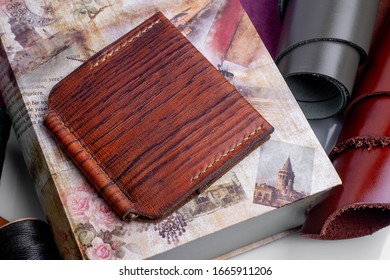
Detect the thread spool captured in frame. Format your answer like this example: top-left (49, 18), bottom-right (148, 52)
top-left (0, 219), bottom-right (60, 260)
top-left (0, 97), bottom-right (60, 259)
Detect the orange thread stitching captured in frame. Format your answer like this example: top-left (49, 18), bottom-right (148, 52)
top-left (192, 125), bottom-right (264, 181)
top-left (90, 19), bottom-right (161, 70)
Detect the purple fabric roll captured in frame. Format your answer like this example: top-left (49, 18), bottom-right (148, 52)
top-left (240, 0), bottom-right (282, 58)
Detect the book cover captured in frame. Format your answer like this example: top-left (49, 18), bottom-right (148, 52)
top-left (0, 0), bottom-right (341, 259)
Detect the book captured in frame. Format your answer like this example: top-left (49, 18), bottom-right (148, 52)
top-left (0, 0), bottom-right (341, 259)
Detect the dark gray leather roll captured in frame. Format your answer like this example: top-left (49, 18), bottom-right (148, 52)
top-left (278, 40), bottom-right (360, 119)
top-left (278, 0), bottom-right (289, 20)
top-left (277, 0), bottom-right (379, 63)
top-left (276, 0), bottom-right (379, 119)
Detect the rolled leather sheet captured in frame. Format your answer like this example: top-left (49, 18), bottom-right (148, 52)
top-left (302, 146), bottom-right (390, 239)
top-left (366, 0), bottom-right (390, 60)
top-left (277, 40), bottom-right (360, 118)
top-left (276, 0), bottom-right (379, 119)
top-left (277, 0), bottom-right (379, 62)
top-left (301, 18), bottom-right (390, 239)
top-left (240, 0), bottom-right (282, 58)
top-left (355, 0), bottom-right (390, 83)
top-left (347, 12), bottom-right (390, 108)
top-left (336, 95), bottom-right (390, 144)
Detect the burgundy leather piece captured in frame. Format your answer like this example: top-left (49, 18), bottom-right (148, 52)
top-left (355, 0), bottom-right (390, 82)
top-left (302, 147), bottom-right (390, 239)
top-left (44, 12), bottom-right (273, 221)
top-left (337, 95), bottom-right (390, 143)
top-left (348, 12), bottom-right (390, 109)
top-left (240, 0), bottom-right (282, 58)
top-left (368, 0), bottom-right (390, 54)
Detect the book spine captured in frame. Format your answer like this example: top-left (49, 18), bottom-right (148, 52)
top-left (44, 111), bottom-right (137, 220)
top-left (0, 40), bottom-right (82, 259)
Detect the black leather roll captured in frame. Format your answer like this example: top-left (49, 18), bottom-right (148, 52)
top-left (277, 0), bottom-right (379, 63)
top-left (277, 40), bottom-right (360, 118)
top-left (276, 0), bottom-right (379, 119)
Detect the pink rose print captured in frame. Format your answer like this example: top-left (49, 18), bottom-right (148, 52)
top-left (86, 238), bottom-right (114, 260)
top-left (89, 198), bottom-right (120, 232)
top-left (65, 189), bottom-right (93, 223)
top-left (93, 244), bottom-right (113, 259)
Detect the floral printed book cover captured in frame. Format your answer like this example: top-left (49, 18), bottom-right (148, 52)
top-left (0, 0), bottom-right (341, 259)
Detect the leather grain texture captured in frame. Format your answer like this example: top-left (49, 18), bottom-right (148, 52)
top-left (44, 12), bottom-right (274, 221)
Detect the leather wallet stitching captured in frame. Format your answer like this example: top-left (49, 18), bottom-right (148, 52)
top-left (55, 117), bottom-right (135, 204)
top-left (191, 124), bottom-right (264, 181)
top-left (90, 19), bottom-right (161, 70)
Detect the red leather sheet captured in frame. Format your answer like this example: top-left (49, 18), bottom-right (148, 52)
top-left (302, 10), bottom-right (390, 239)
top-left (302, 146), bottom-right (390, 239)
top-left (338, 96), bottom-right (390, 143)
top-left (355, 0), bottom-right (390, 83)
top-left (350, 7), bottom-right (390, 108)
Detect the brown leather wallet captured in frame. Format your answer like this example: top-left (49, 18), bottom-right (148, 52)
top-left (44, 12), bottom-right (274, 221)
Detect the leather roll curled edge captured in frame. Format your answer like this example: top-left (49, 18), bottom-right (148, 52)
top-left (275, 0), bottom-right (380, 119)
top-left (301, 14), bottom-right (390, 239)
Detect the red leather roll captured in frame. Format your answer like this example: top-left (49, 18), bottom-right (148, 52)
top-left (356, 0), bottom-right (390, 82)
top-left (368, 0), bottom-right (390, 55)
top-left (301, 11), bottom-right (390, 239)
top-left (349, 4), bottom-right (390, 107)
top-left (336, 95), bottom-right (390, 143)
top-left (302, 147), bottom-right (390, 239)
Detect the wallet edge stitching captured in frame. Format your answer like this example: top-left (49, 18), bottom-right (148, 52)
top-left (90, 19), bottom-right (162, 70)
top-left (191, 124), bottom-right (264, 181)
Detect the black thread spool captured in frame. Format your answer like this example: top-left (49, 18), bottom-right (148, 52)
top-left (0, 219), bottom-right (60, 260)
top-left (0, 105), bottom-right (60, 260)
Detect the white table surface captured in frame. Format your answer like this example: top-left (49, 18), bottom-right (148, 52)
top-left (1, 116), bottom-right (389, 260)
